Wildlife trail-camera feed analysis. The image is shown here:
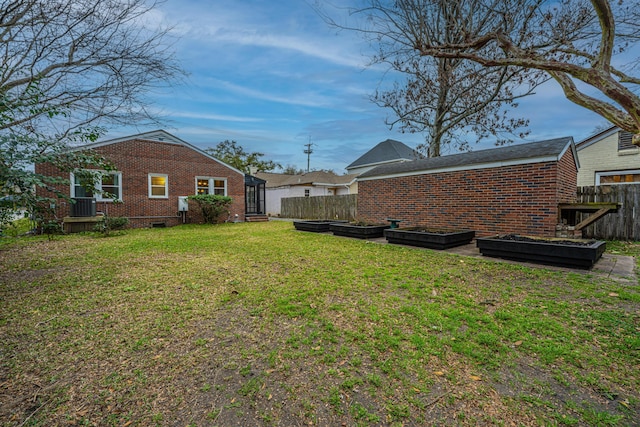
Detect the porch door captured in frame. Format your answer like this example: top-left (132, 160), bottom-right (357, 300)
top-left (246, 185), bottom-right (258, 214)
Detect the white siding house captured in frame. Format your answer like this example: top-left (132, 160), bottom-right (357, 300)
top-left (576, 126), bottom-right (640, 186)
top-left (255, 171), bottom-right (358, 217)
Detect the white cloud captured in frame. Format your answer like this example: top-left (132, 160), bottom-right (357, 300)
top-left (211, 30), bottom-right (366, 68)
top-left (209, 79), bottom-right (336, 108)
top-left (168, 111), bottom-right (263, 123)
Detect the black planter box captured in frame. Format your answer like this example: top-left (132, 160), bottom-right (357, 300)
top-left (384, 228), bottom-right (475, 250)
top-left (293, 220), bottom-right (348, 232)
top-left (329, 223), bottom-right (389, 239)
top-left (476, 235), bottom-right (606, 269)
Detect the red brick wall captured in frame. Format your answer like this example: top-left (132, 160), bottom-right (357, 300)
top-left (357, 150), bottom-right (578, 237)
top-left (556, 146), bottom-right (578, 203)
top-left (35, 139), bottom-right (245, 228)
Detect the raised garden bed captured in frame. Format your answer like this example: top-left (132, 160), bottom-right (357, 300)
top-left (293, 219), bottom-right (348, 233)
top-left (384, 228), bottom-right (475, 250)
top-left (329, 222), bottom-right (389, 239)
top-left (476, 234), bottom-right (606, 269)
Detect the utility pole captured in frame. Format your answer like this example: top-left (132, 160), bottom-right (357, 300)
top-left (304, 138), bottom-right (314, 173)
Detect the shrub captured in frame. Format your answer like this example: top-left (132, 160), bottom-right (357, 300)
top-left (94, 216), bottom-right (129, 236)
top-left (41, 220), bottom-right (63, 239)
top-left (187, 194), bottom-right (232, 224)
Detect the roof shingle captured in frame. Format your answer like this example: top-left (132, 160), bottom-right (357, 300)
top-left (358, 137), bottom-right (576, 179)
top-left (346, 139), bottom-right (419, 170)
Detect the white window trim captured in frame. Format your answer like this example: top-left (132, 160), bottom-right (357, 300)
top-left (595, 169), bottom-right (640, 185)
top-left (148, 173), bottom-right (169, 199)
top-left (195, 176), bottom-right (227, 196)
top-left (70, 171), bottom-right (122, 202)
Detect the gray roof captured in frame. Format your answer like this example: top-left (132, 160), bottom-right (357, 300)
top-left (346, 139), bottom-right (419, 170)
top-left (358, 137), bottom-right (577, 180)
top-left (255, 171), bottom-right (358, 188)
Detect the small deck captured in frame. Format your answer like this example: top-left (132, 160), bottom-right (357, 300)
top-left (63, 215), bottom-right (104, 233)
top-left (558, 202), bottom-right (620, 231)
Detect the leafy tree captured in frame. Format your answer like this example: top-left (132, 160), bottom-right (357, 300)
top-left (0, 123), bottom-right (114, 230)
top-left (365, 2), bottom-right (537, 156)
top-left (205, 140), bottom-right (281, 173)
top-left (281, 164), bottom-right (305, 175)
top-left (349, 0), bottom-right (640, 146)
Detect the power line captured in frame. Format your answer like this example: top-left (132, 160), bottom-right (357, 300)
top-left (304, 138), bottom-right (314, 173)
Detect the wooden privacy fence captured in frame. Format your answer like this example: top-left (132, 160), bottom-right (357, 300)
top-left (281, 194), bottom-right (357, 220)
top-left (577, 185), bottom-right (640, 241)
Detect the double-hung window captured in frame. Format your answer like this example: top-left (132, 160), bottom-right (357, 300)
top-left (196, 177), bottom-right (227, 195)
top-left (149, 174), bottom-right (168, 198)
top-left (71, 171), bottom-right (122, 202)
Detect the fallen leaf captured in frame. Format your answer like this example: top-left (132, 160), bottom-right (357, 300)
top-left (608, 292), bottom-right (619, 297)
top-left (268, 394), bottom-right (272, 400)
top-left (470, 375), bottom-right (482, 381)
top-left (434, 371), bottom-right (445, 376)
top-left (413, 387), bottom-right (421, 393)
top-left (514, 340), bottom-right (523, 346)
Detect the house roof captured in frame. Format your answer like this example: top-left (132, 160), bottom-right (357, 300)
top-left (79, 130), bottom-right (244, 176)
top-left (255, 171), bottom-right (358, 188)
top-left (576, 125), bottom-right (620, 151)
top-left (346, 139), bottom-right (419, 170)
top-left (358, 137), bottom-right (578, 181)
top-left (576, 125), bottom-right (637, 151)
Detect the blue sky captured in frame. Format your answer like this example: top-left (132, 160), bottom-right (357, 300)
top-left (109, 0), bottom-right (611, 173)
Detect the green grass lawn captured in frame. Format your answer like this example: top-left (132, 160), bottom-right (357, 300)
top-left (1, 221), bottom-right (639, 426)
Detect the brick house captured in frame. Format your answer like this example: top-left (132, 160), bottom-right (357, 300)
top-left (35, 130), bottom-right (246, 230)
top-left (356, 137), bottom-right (579, 238)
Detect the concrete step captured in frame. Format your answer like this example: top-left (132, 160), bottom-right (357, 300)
top-left (246, 215), bottom-right (269, 222)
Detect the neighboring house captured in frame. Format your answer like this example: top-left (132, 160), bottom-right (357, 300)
top-left (35, 130), bottom-right (247, 230)
top-left (357, 137), bottom-right (579, 238)
top-left (345, 139), bottom-right (420, 176)
top-left (255, 171), bottom-right (358, 217)
top-left (576, 126), bottom-right (640, 186)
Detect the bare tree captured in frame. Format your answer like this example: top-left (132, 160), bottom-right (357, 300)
top-left (0, 0), bottom-right (184, 136)
top-left (363, 1), bottom-right (543, 156)
top-left (352, 0), bottom-right (640, 145)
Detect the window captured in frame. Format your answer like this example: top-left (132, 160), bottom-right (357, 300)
top-left (195, 177), bottom-right (227, 195)
top-left (149, 174), bottom-right (168, 198)
top-left (71, 171), bottom-right (122, 201)
top-left (596, 170), bottom-right (640, 185)
top-left (304, 189), bottom-right (310, 197)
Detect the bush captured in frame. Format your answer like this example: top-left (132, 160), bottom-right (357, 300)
top-left (41, 220), bottom-right (63, 239)
top-left (94, 216), bottom-right (129, 236)
top-left (187, 194), bottom-right (232, 224)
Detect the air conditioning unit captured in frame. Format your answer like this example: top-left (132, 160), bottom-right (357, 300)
top-left (71, 197), bottom-right (96, 217)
